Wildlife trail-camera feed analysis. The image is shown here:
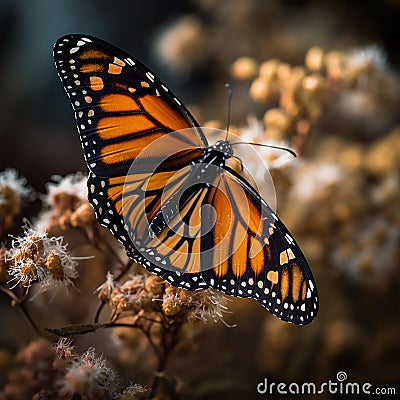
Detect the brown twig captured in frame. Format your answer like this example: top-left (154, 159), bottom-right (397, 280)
top-left (0, 285), bottom-right (41, 336)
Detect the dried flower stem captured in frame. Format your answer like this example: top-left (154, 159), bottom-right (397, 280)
top-left (0, 285), bottom-right (41, 335)
top-left (79, 222), bottom-right (127, 268)
top-left (147, 320), bottom-right (181, 399)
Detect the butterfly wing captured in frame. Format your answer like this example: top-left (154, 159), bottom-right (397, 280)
top-left (53, 34), bottom-right (207, 178)
top-left (54, 34), bottom-right (318, 324)
top-left (54, 33), bottom-right (206, 250)
top-left (203, 168), bottom-right (319, 325)
top-left (122, 163), bottom-right (318, 324)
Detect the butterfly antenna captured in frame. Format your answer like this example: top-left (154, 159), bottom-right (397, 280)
top-left (231, 142), bottom-right (297, 158)
top-left (224, 83), bottom-right (233, 141)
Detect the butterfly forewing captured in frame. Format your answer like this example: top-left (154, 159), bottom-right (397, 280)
top-left (53, 34), bottom-right (207, 177)
top-left (54, 34), bottom-right (318, 324)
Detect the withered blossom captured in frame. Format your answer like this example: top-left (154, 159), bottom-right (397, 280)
top-left (7, 225), bottom-right (79, 292)
top-left (95, 270), bottom-right (117, 302)
top-left (36, 172), bottom-right (95, 232)
top-left (60, 348), bottom-right (120, 399)
top-left (162, 285), bottom-right (230, 324)
top-left (0, 168), bottom-right (34, 235)
top-left (118, 383), bottom-right (150, 400)
top-left (54, 337), bottom-right (77, 360)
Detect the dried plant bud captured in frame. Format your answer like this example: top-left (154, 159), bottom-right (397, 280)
top-left (263, 108), bottom-right (293, 140)
top-left (203, 119), bottom-right (224, 130)
top-left (276, 62), bottom-right (291, 84)
top-left (37, 173), bottom-right (89, 232)
top-left (155, 15), bottom-right (207, 72)
top-left (287, 66), bottom-right (306, 89)
top-left (162, 286), bottom-right (182, 317)
top-left (278, 66), bottom-right (305, 117)
top-left (305, 46), bottom-right (325, 72)
top-left (51, 192), bottom-right (81, 213)
top-left (337, 145), bottom-right (364, 172)
top-left (119, 383), bottom-right (149, 400)
top-left (17, 259), bottom-right (45, 286)
top-left (58, 210), bottom-right (73, 230)
top-left (0, 169), bottom-right (33, 235)
top-left (109, 289), bottom-right (135, 320)
top-left (363, 128), bottom-right (400, 176)
top-left (95, 271), bottom-right (116, 303)
top-left (249, 77), bottom-right (273, 102)
top-left (230, 56), bottom-right (258, 80)
top-left (54, 337), bottom-right (76, 360)
top-left (46, 253), bottom-right (64, 281)
top-left (121, 275), bottom-right (145, 295)
top-left (145, 275), bottom-right (164, 298)
top-left (161, 285), bottom-right (230, 324)
top-left (0, 185), bottom-right (21, 217)
top-left (0, 169), bottom-right (33, 208)
top-left (0, 247), bottom-right (10, 283)
top-left (70, 201), bottom-right (95, 227)
top-left (297, 73), bottom-right (328, 119)
top-left (258, 59), bottom-right (279, 79)
top-left (324, 50), bottom-right (346, 81)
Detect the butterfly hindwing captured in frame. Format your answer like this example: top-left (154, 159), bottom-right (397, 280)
top-left (125, 165), bottom-right (318, 324)
top-left (204, 168), bottom-right (318, 324)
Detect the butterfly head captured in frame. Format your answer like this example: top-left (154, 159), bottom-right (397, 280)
top-left (213, 140), bottom-right (234, 159)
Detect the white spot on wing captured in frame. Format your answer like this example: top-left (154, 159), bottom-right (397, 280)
top-left (146, 71), bottom-right (155, 82)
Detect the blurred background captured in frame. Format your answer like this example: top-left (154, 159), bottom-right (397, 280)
top-left (0, 0), bottom-right (399, 398)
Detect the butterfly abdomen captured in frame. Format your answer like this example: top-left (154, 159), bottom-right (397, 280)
top-left (148, 148), bottom-right (228, 239)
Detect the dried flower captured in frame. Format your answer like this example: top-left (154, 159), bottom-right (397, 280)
top-left (144, 275), bottom-right (164, 299)
top-left (249, 76), bottom-right (273, 103)
top-left (44, 173), bottom-right (87, 210)
top-left (54, 337), bottom-right (76, 360)
top-left (108, 274), bottom-right (159, 319)
top-left (36, 172), bottom-right (94, 232)
top-left (155, 15), bottom-right (207, 73)
top-left (0, 246), bottom-right (10, 283)
top-left (305, 46), bottom-right (325, 72)
top-left (162, 286), bottom-right (230, 324)
top-left (263, 108), bottom-right (293, 140)
top-left (239, 116), bottom-right (297, 172)
top-left (95, 271), bottom-right (117, 302)
top-left (109, 288), bottom-right (136, 321)
top-left (230, 56), bottom-right (258, 80)
top-left (0, 169), bottom-right (34, 235)
top-left (345, 45), bottom-right (387, 86)
top-left (0, 168), bottom-right (33, 205)
top-left (7, 225), bottom-right (79, 292)
top-left (186, 288), bottom-right (230, 324)
top-left (61, 348), bottom-right (120, 400)
top-left (118, 383), bottom-right (150, 400)
top-left (290, 162), bottom-right (342, 203)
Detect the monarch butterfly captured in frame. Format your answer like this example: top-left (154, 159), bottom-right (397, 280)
top-left (53, 34), bottom-right (318, 324)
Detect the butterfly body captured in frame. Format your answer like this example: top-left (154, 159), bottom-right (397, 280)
top-left (146, 139), bottom-right (233, 238)
top-left (54, 34), bottom-right (318, 324)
